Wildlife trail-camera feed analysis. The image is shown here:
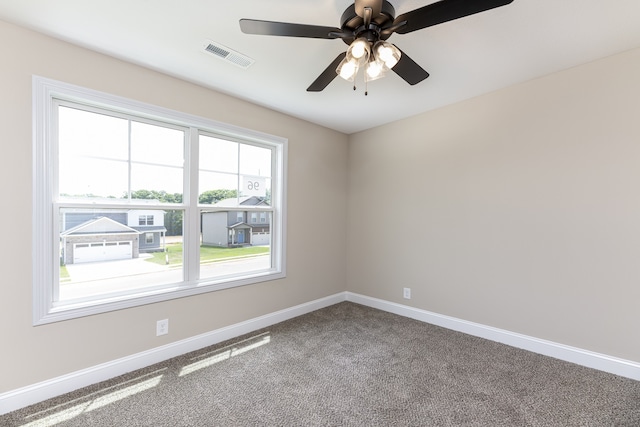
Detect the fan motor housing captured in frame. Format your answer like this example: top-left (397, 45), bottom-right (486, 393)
top-left (339, 0), bottom-right (396, 45)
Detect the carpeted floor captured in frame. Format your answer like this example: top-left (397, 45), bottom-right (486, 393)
top-left (2, 302), bottom-right (639, 426)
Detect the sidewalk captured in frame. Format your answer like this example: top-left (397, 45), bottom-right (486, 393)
top-left (64, 255), bottom-right (167, 282)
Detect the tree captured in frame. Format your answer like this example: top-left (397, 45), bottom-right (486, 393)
top-left (164, 210), bottom-right (183, 236)
top-left (128, 189), bottom-right (182, 203)
top-left (199, 189), bottom-right (238, 205)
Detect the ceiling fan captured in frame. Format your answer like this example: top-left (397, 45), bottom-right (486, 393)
top-left (240, 0), bottom-right (515, 92)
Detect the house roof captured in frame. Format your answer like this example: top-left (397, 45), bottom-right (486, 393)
top-left (228, 222), bottom-right (252, 230)
top-left (60, 217), bottom-right (141, 236)
top-left (131, 226), bottom-right (168, 233)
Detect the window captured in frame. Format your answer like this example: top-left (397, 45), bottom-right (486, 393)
top-left (33, 77), bottom-right (287, 324)
top-left (139, 215), bottom-right (154, 226)
top-left (260, 212), bottom-right (267, 223)
top-left (251, 213), bottom-right (258, 223)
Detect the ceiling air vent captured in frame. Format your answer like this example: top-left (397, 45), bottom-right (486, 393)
top-left (202, 41), bottom-right (254, 69)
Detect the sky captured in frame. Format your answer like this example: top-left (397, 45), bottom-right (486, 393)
top-left (58, 106), bottom-right (271, 200)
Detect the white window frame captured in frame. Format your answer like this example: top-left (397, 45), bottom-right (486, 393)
top-left (32, 76), bottom-right (287, 325)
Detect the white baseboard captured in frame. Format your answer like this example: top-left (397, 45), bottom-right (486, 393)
top-left (3, 291), bottom-right (638, 415)
top-left (0, 292), bottom-right (345, 415)
top-left (346, 292), bottom-right (640, 381)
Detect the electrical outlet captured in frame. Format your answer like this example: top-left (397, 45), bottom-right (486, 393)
top-left (156, 319), bottom-right (169, 336)
top-left (403, 287), bottom-right (411, 299)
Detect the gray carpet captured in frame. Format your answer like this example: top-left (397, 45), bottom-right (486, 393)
top-left (2, 302), bottom-right (639, 426)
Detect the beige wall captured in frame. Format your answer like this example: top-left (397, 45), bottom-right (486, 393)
top-left (348, 47), bottom-right (640, 362)
top-left (0, 20), bottom-right (348, 393)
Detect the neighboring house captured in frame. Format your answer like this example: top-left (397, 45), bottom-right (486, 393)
top-left (60, 217), bottom-right (140, 265)
top-left (128, 209), bottom-right (168, 253)
top-left (201, 196), bottom-right (270, 247)
top-left (60, 207), bottom-right (167, 264)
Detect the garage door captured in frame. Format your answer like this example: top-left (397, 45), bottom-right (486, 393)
top-left (73, 241), bottom-right (133, 264)
top-left (251, 232), bottom-right (270, 245)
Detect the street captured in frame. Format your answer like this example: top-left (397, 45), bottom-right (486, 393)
top-left (60, 255), bottom-right (271, 301)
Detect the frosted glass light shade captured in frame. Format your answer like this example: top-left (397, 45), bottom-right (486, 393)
top-left (346, 38), bottom-right (370, 64)
top-left (336, 57), bottom-right (359, 81)
top-left (373, 41), bottom-right (401, 69)
top-left (365, 59), bottom-right (385, 81)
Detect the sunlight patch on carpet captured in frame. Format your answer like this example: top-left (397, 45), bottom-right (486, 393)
top-left (179, 333), bottom-right (271, 377)
top-left (21, 372), bottom-right (164, 427)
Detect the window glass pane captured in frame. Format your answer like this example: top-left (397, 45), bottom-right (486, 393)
top-left (200, 135), bottom-right (238, 173)
top-left (59, 208), bottom-right (183, 302)
top-left (239, 144), bottom-right (271, 199)
top-left (198, 171), bottom-right (238, 205)
top-left (239, 144), bottom-right (271, 176)
top-left (199, 135), bottom-right (240, 204)
top-left (59, 157), bottom-right (128, 199)
top-left (198, 139), bottom-right (273, 278)
top-left (200, 210), bottom-right (271, 281)
top-left (130, 121), bottom-right (184, 167)
top-left (130, 121), bottom-right (184, 200)
top-left (58, 106), bottom-right (129, 200)
top-left (58, 106), bottom-right (128, 160)
top-left (58, 107), bottom-right (185, 202)
top-left (131, 163), bottom-right (184, 196)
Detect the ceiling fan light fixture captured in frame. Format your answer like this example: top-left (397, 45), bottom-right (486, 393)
top-left (374, 41), bottom-right (401, 69)
top-left (241, 0), bottom-right (517, 92)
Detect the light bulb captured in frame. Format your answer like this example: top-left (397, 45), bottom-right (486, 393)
top-left (351, 40), bottom-right (368, 59)
top-left (374, 41), bottom-right (401, 69)
top-left (378, 46), bottom-right (392, 61)
top-left (384, 55), bottom-right (399, 69)
top-left (347, 38), bottom-right (370, 64)
top-left (339, 61), bottom-right (357, 79)
top-left (366, 61), bottom-right (383, 79)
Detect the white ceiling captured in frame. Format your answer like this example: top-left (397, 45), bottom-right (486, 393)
top-left (1, 0), bottom-right (640, 134)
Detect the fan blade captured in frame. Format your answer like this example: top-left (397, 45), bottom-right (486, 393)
top-left (394, 0), bottom-right (514, 34)
top-left (240, 19), bottom-right (343, 39)
top-left (392, 49), bottom-right (429, 85)
top-left (355, 0), bottom-right (383, 19)
top-left (307, 52), bottom-right (347, 92)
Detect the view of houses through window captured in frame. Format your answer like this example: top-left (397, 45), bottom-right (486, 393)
top-left (57, 105), bottom-right (274, 302)
top-left (33, 77), bottom-right (285, 323)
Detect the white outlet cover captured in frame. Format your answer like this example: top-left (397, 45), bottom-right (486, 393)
top-left (156, 319), bottom-right (169, 336)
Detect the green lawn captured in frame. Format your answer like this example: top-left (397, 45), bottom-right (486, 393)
top-left (146, 243), bottom-right (269, 266)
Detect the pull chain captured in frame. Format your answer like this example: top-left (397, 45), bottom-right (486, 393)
top-left (365, 74), bottom-right (368, 96)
